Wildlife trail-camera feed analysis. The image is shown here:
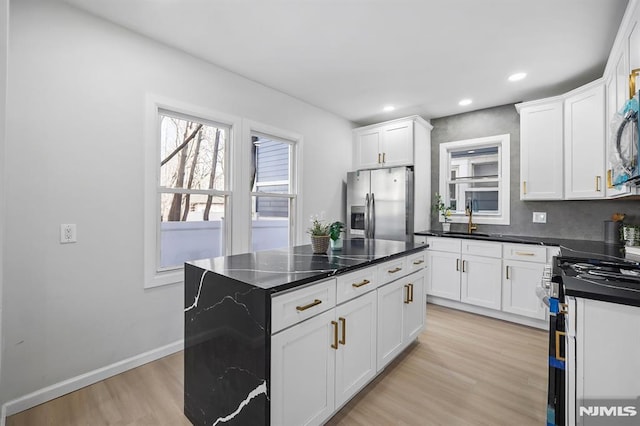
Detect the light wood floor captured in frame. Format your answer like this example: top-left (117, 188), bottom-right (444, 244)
top-left (7, 304), bottom-right (547, 426)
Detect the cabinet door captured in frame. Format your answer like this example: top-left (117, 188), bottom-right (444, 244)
top-left (271, 309), bottom-right (336, 426)
top-left (334, 291), bottom-right (377, 407)
top-left (502, 260), bottom-right (546, 320)
top-left (355, 129), bottom-right (381, 169)
top-left (403, 271), bottom-right (425, 343)
top-left (564, 84), bottom-right (606, 199)
top-left (380, 121), bottom-right (413, 167)
top-left (520, 101), bottom-right (564, 200)
top-left (426, 250), bottom-right (461, 301)
top-left (376, 279), bottom-right (405, 371)
top-left (460, 255), bottom-right (502, 310)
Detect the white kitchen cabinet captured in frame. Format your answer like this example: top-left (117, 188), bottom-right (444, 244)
top-left (564, 82), bottom-right (606, 199)
top-left (567, 297), bottom-right (640, 422)
top-left (334, 291), bottom-right (377, 408)
top-left (502, 259), bottom-right (546, 320)
top-left (426, 249), bottom-right (461, 301)
top-left (271, 309), bottom-right (336, 426)
top-left (377, 270), bottom-right (425, 371)
top-left (518, 100), bottom-right (564, 200)
top-left (460, 254), bottom-right (502, 310)
top-left (355, 128), bottom-right (382, 169)
top-left (354, 120), bottom-right (413, 169)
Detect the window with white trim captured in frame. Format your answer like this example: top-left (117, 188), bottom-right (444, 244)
top-left (250, 132), bottom-right (296, 251)
top-left (157, 109), bottom-right (231, 271)
top-left (439, 134), bottom-right (510, 225)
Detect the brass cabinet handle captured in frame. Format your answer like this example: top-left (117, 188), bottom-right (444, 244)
top-left (462, 260), bottom-right (467, 273)
top-left (378, 153), bottom-right (382, 164)
top-left (629, 68), bottom-right (640, 99)
top-left (352, 279), bottom-right (371, 288)
top-left (607, 169), bottom-right (614, 189)
top-left (523, 181), bottom-right (527, 195)
top-left (456, 259), bottom-right (460, 271)
top-left (515, 252), bottom-right (535, 256)
top-left (595, 175), bottom-right (602, 192)
top-left (296, 299), bottom-right (322, 312)
top-left (382, 152), bottom-right (386, 163)
top-left (331, 320), bottom-right (339, 349)
top-left (339, 317), bottom-right (346, 345)
top-left (388, 267), bottom-right (402, 273)
top-left (409, 283), bottom-right (414, 302)
top-left (404, 284), bottom-right (411, 304)
top-left (413, 259), bottom-right (424, 265)
top-left (506, 265), bottom-right (510, 280)
top-left (555, 330), bottom-right (566, 362)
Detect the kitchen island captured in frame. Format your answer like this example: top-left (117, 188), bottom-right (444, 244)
top-left (184, 239), bottom-right (426, 426)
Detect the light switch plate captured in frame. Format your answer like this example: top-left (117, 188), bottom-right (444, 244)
top-left (532, 212), bottom-right (547, 224)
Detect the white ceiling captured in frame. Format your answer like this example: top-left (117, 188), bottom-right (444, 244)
top-left (62, 0), bottom-right (628, 125)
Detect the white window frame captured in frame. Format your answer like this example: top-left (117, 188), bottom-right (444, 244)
top-left (144, 94), bottom-right (241, 288)
top-left (241, 120), bottom-right (302, 253)
top-left (439, 134), bottom-right (510, 226)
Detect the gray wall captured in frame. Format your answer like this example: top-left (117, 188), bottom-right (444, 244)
top-left (430, 104), bottom-right (640, 241)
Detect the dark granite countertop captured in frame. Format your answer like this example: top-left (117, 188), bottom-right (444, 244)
top-left (188, 239), bottom-right (426, 294)
top-left (416, 230), bottom-right (628, 261)
top-left (561, 275), bottom-right (640, 307)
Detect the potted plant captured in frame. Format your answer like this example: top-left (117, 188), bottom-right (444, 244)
top-left (308, 215), bottom-right (331, 253)
top-left (329, 221), bottom-right (345, 250)
top-left (433, 193), bottom-right (452, 232)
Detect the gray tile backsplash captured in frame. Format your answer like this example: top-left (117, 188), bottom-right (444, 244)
top-left (430, 104), bottom-right (639, 241)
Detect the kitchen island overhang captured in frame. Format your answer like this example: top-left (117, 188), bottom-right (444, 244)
top-left (184, 239), bottom-right (426, 426)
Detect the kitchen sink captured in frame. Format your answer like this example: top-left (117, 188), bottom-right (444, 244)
top-left (442, 231), bottom-right (492, 238)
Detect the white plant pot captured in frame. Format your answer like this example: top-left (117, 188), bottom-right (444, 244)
top-left (442, 222), bottom-right (451, 232)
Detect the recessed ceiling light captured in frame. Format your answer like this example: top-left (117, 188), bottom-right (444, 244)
top-left (508, 72), bottom-right (527, 82)
top-left (459, 99), bottom-right (472, 106)
top-left (383, 105), bottom-right (395, 112)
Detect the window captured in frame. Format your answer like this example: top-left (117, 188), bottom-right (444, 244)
top-left (158, 111), bottom-right (231, 269)
top-left (439, 134), bottom-right (510, 225)
top-left (250, 132), bottom-right (296, 252)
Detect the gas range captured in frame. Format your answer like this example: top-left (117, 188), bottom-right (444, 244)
top-left (556, 256), bottom-right (640, 292)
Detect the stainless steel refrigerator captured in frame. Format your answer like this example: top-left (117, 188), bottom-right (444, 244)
top-left (346, 167), bottom-right (414, 241)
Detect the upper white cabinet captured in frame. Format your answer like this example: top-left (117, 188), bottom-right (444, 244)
top-left (564, 82), bottom-right (606, 199)
top-left (518, 100), bottom-right (564, 200)
top-left (354, 119), bottom-right (413, 168)
top-left (353, 116), bottom-right (431, 170)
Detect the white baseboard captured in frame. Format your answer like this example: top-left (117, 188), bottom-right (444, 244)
top-left (1, 340), bottom-right (184, 420)
top-left (427, 296), bottom-right (548, 330)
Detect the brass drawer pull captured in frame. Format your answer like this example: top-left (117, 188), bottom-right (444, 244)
top-left (352, 279), bottom-right (371, 288)
top-left (404, 284), bottom-right (411, 304)
top-left (515, 252), bottom-right (535, 256)
top-left (296, 299), bottom-right (322, 312)
top-left (409, 283), bottom-right (414, 302)
top-left (331, 320), bottom-right (339, 349)
top-left (506, 265), bottom-right (510, 280)
top-left (382, 152), bottom-right (386, 163)
top-left (555, 330), bottom-right (566, 362)
top-left (595, 175), bottom-right (601, 192)
top-left (388, 267), bottom-right (402, 273)
top-left (339, 317), bottom-right (346, 345)
top-left (523, 181), bottom-right (527, 195)
top-left (378, 153), bottom-right (382, 164)
top-left (462, 260), bottom-right (467, 273)
top-left (412, 259), bottom-right (424, 265)
top-left (456, 258), bottom-right (460, 271)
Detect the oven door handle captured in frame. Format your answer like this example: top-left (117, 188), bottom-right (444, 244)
top-left (555, 331), bottom-right (566, 362)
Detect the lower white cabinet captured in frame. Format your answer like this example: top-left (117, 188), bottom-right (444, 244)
top-left (377, 270), bottom-right (425, 371)
top-left (271, 309), bottom-right (336, 426)
top-left (502, 259), bottom-right (546, 320)
top-left (460, 254), bottom-right (502, 310)
top-left (272, 251), bottom-right (426, 426)
top-left (427, 250), bottom-right (461, 300)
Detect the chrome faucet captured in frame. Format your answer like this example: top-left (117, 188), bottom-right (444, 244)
top-left (465, 200), bottom-right (477, 234)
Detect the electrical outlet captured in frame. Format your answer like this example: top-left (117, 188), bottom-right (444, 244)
top-left (532, 212), bottom-right (547, 224)
top-left (60, 224), bottom-right (77, 243)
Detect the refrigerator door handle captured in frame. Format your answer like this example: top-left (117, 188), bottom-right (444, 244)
top-left (371, 193), bottom-right (375, 238)
top-left (365, 193), bottom-right (370, 238)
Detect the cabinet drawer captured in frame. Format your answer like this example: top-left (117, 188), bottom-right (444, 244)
top-left (503, 244), bottom-right (547, 263)
top-left (336, 267), bottom-right (377, 304)
top-left (407, 250), bottom-right (426, 273)
top-left (377, 257), bottom-right (408, 285)
top-left (426, 237), bottom-right (461, 253)
top-left (461, 240), bottom-right (502, 258)
top-left (271, 279), bottom-right (336, 334)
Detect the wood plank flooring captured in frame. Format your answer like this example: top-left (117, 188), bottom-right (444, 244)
top-left (7, 304), bottom-right (547, 426)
